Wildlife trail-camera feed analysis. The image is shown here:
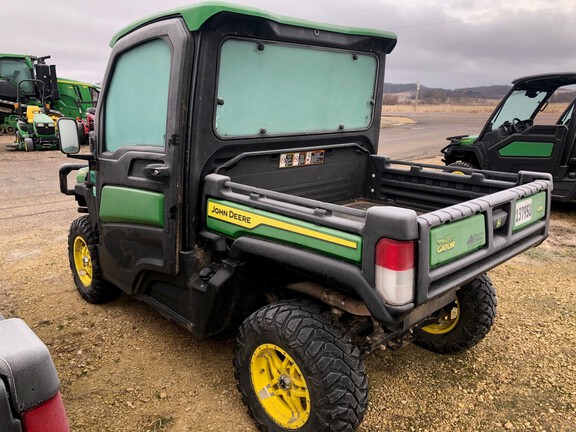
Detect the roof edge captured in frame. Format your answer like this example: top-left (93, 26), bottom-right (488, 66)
top-left (110, 1), bottom-right (397, 47)
top-left (512, 72), bottom-right (576, 86)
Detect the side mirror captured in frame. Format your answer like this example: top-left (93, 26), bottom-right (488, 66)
top-left (57, 117), bottom-right (80, 154)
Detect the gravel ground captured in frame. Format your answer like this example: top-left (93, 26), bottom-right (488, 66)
top-left (0, 134), bottom-right (574, 431)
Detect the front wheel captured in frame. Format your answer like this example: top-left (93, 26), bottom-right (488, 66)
top-left (68, 216), bottom-right (120, 304)
top-left (448, 160), bottom-right (478, 174)
top-left (23, 138), bottom-right (35, 152)
top-left (414, 274), bottom-right (497, 354)
top-left (77, 122), bottom-right (89, 145)
top-left (234, 300), bottom-right (368, 431)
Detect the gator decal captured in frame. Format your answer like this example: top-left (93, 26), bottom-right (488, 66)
top-left (206, 199), bottom-right (362, 263)
top-left (430, 214), bottom-right (486, 268)
top-left (99, 186), bottom-right (164, 227)
top-left (513, 192), bottom-right (546, 232)
top-left (498, 141), bottom-right (553, 157)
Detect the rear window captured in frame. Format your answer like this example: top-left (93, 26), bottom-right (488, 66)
top-left (215, 38), bottom-right (378, 138)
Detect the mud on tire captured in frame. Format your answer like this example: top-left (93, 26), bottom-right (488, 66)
top-left (234, 299), bottom-right (368, 432)
top-left (68, 215), bottom-right (120, 304)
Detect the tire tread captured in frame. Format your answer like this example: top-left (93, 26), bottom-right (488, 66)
top-left (415, 274), bottom-right (497, 354)
top-left (68, 215), bottom-right (120, 304)
top-left (234, 300), bottom-right (368, 432)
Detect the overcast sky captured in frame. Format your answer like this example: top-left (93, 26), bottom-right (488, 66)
top-left (2, 0), bottom-right (575, 89)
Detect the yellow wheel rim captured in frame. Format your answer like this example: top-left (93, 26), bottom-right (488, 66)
top-left (421, 300), bottom-right (460, 335)
top-left (73, 236), bottom-right (93, 287)
top-left (250, 343), bottom-right (310, 429)
top-left (452, 170), bottom-right (466, 175)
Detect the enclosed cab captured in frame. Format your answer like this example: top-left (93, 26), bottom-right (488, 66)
top-left (58, 4), bottom-right (552, 431)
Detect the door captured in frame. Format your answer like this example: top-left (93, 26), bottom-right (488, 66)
top-left (94, 18), bottom-right (192, 293)
top-left (485, 124), bottom-right (569, 176)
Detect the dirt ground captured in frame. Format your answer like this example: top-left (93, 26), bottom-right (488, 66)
top-left (0, 132), bottom-right (575, 431)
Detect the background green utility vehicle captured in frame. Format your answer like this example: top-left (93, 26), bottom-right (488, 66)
top-left (442, 73), bottom-right (576, 201)
top-left (58, 4), bottom-right (552, 431)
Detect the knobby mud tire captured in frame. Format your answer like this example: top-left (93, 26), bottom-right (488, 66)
top-left (414, 274), bottom-right (497, 354)
top-left (68, 215), bottom-right (120, 304)
top-left (234, 299), bottom-right (368, 432)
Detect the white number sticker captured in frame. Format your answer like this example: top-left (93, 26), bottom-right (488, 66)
top-left (515, 198), bottom-right (533, 227)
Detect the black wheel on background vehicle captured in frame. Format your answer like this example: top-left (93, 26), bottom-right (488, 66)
top-left (5, 126), bottom-right (16, 135)
top-left (414, 274), bottom-right (497, 354)
top-left (23, 138), bottom-right (35, 152)
top-left (234, 299), bottom-right (368, 432)
top-left (77, 122), bottom-right (89, 146)
top-left (448, 160), bottom-right (477, 174)
top-left (68, 215), bottom-right (120, 304)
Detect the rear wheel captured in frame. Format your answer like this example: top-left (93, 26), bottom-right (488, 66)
top-left (414, 274), bottom-right (497, 354)
top-left (68, 215), bottom-right (120, 303)
top-left (234, 300), bottom-right (368, 431)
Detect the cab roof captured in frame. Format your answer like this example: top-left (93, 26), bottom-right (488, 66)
top-left (0, 54), bottom-right (35, 60)
top-left (110, 1), bottom-right (397, 47)
top-left (58, 77), bottom-right (100, 88)
top-left (512, 73), bottom-right (576, 91)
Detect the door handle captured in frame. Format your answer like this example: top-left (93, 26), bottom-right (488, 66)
top-left (143, 164), bottom-right (170, 178)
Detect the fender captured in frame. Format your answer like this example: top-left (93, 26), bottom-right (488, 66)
top-left (441, 142), bottom-right (487, 167)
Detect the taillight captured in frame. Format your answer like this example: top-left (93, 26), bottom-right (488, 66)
top-left (375, 238), bottom-right (415, 305)
top-left (21, 392), bottom-right (70, 432)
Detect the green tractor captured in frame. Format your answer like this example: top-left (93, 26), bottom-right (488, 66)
top-left (6, 79), bottom-right (59, 151)
top-left (0, 54), bottom-right (59, 136)
top-left (56, 78), bottom-right (99, 145)
top-left (1, 54), bottom-right (99, 147)
top-left (442, 73), bottom-right (576, 201)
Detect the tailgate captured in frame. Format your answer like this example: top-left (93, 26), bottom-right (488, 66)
top-left (416, 179), bottom-right (551, 305)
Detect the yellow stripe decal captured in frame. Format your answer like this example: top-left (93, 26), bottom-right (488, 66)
top-left (207, 201), bottom-right (358, 249)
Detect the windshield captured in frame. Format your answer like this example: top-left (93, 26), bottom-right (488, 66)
top-left (0, 58), bottom-right (34, 94)
top-left (558, 103), bottom-right (574, 126)
top-left (215, 39), bottom-right (378, 137)
top-left (489, 89), bottom-right (547, 130)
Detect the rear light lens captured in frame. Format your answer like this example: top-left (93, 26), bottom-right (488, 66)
top-left (21, 392), bottom-right (70, 432)
top-left (375, 238), bottom-right (415, 305)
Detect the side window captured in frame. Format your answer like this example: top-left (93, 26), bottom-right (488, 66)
top-left (104, 39), bottom-right (171, 152)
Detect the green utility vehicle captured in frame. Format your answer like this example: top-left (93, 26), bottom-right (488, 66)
top-left (442, 73), bottom-right (576, 201)
top-left (58, 4), bottom-right (552, 431)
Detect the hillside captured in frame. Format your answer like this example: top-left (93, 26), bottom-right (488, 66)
top-left (383, 83), bottom-right (511, 104)
top-left (384, 82), bottom-right (576, 105)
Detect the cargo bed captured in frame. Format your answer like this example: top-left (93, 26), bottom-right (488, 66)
top-left (204, 143), bottom-right (551, 317)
